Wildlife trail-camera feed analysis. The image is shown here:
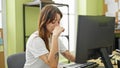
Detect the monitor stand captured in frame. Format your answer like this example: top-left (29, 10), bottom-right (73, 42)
top-left (99, 48), bottom-right (113, 68)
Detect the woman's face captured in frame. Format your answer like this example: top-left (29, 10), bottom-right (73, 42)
top-left (46, 13), bottom-right (61, 33)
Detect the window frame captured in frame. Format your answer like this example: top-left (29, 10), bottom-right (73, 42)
top-left (0, 0), bottom-right (2, 28)
top-left (2, 0), bottom-right (7, 68)
top-left (53, 0), bottom-right (76, 52)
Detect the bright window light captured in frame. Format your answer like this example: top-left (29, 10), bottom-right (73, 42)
top-left (0, 0), bottom-right (1, 11)
top-left (0, 13), bottom-right (2, 28)
top-left (0, 0), bottom-right (2, 28)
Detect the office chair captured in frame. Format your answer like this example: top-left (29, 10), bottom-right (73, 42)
top-left (7, 52), bottom-right (25, 68)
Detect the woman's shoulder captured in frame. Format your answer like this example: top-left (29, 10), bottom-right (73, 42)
top-left (28, 31), bottom-right (43, 42)
top-left (30, 31), bottom-right (39, 38)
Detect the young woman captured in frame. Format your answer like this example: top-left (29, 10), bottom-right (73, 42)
top-left (24, 5), bottom-right (75, 68)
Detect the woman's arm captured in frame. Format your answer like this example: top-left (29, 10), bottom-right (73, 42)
top-left (39, 26), bottom-right (64, 68)
top-left (39, 35), bottom-right (59, 68)
top-left (62, 50), bottom-right (75, 62)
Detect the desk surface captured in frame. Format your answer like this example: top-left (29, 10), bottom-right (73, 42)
top-left (88, 51), bottom-right (120, 68)
top-left (88, 59), bottom-right (118, 68)
top-left (115, 29), bottom-right (120, 34)
top-left (60, 51), bottom-right (119, 68)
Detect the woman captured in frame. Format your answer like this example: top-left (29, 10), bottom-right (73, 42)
top-left (24, 5), bottom-right (75, 68)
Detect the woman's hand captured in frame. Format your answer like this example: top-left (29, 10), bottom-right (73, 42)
top-left (52, 26), bottom-right (64, 37)
top-left (62, 50), bottom-right (75, 62)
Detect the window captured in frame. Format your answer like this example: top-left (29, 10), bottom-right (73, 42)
top-left (0, 0), bottom-right (1, 10)
top-left (53, 0), bottom-right (76, 51)
top-left (0, 0), bottom-right (2, 28)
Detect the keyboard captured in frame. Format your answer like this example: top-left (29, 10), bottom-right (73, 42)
top-left (62, 62), bottom-right (99, 68)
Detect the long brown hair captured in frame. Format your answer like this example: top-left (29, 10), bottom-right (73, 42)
top-left (38, 5), bottom-right (62, 51)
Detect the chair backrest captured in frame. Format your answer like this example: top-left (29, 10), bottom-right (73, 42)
top-left (7, 52), bottom-right (25, 68)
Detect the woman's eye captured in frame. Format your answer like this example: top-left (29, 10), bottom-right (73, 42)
top-left (52, 20), bottom-right (56, 24)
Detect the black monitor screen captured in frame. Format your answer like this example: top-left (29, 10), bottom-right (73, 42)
top-left (75, 15), bottom-right (115, 68)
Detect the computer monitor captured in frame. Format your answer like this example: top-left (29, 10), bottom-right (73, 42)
top-left (75, 15), bottom-right (115, 68)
